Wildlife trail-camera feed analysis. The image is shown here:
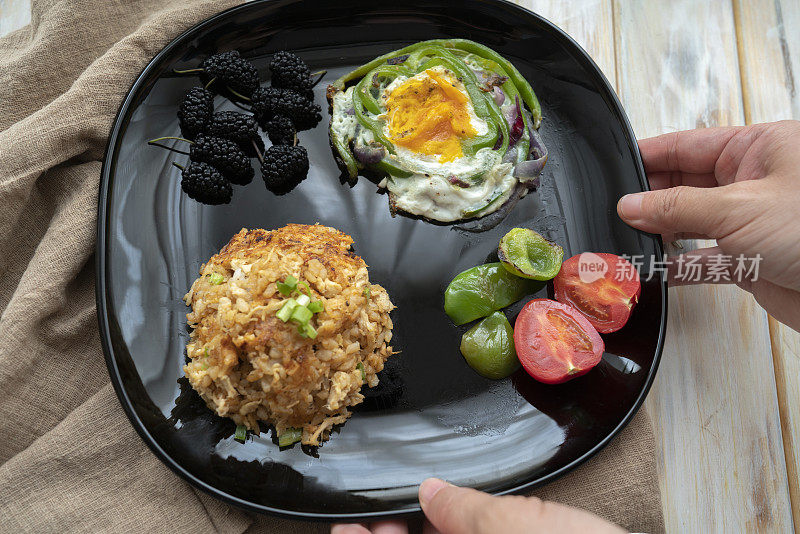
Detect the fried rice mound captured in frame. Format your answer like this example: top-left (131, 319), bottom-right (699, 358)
top-left (183, 224), bottom-right (395, 446)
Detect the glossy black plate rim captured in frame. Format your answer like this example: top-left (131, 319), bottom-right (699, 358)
top-left (96, 0), bottom-right (668, 521)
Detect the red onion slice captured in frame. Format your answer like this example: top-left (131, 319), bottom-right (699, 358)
top-left (510, 96), bottom-right (525, 146)
top-left (353, 144), bottom-right (386, 165)
top-left (492, 86), bottom-right (505, 106)
top-left (502, 146), bottom-right (518, 164)
top-left (513, 127), bottom-right (548, 180)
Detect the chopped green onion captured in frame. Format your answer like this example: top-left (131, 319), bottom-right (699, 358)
top-left (234, 424), bottom-right (247, 442)
top-left (290, 305), bottom-right (313, 325)
top-left (298, 280), bottom-right (312, 296)
top-left (276, 298), bottom-right (298, 322)
top-left (277, 275), bottom-right (298, 296)
top-left (199, 361), bottom-right (209, 371)
top-left (209, 272), bottom-right (224, 285)
top-left (204, 347), bottom-right (210, 357)
top-left (304, 324), bottom-right (318, 339)
top-left (308, 301), bottom-right (324, 314)
top-left (363, 286), bottom-right (371, 298)
top-left (296, 294), bottom-right (311, 307)
top-left (278, 427), bottom-right (302, 447)
top-left (357, 362), bottom-right (366, 382)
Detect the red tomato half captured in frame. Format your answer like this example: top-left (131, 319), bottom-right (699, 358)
top-left (514, 299), bottom-right (605, 384)
top-left (553, 253), bottom-right (641, 333)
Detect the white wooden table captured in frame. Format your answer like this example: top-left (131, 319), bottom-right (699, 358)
top-left (3, 0), bottom-right (798, 531)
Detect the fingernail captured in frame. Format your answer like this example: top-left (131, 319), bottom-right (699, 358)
top-left (618, 193), bottom-right (644, 220)
top-left (419, 478), bottom-right (449, 507)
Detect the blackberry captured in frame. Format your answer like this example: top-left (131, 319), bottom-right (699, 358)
top-left (264, 115), bottom-right (296, 146)
top-left (177, 87), bottom-right (213, 139)
top-left (261, 144), bottom-right (309, 195)
top-left (198, 50), bottom-right (260, 97)
top-left (191, 136), bottom-right (254, 185)
top-left (269, 50), bottom-right (313, 94)
top-left (250, 87), bottom-right (321, 131)
top-left (178, 161), bottom-right (232, 205)
top-left (207, 111), bottom-right (265, 158)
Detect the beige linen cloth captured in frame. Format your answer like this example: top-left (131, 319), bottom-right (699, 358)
top-left (0, 1), bottom-right (664, 532)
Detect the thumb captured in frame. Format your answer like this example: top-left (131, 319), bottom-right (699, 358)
top-left (419, 478), bottom-right (494, 532)
top-left (418, 478), bottom-right (625, 534)
top-left (617, 185), bottom-right (733, 238)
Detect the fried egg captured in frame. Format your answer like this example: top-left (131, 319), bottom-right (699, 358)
top-left (383, 68), bottom-right (482, 163)
top-left (328, 40), bottom-right (546, 223)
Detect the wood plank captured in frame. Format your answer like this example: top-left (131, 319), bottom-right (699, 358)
top-left (0, 0), bottom-right (31, 38)
top-left (735, 0), bottom-right (800, 528)
top-left (613, 0), bottom-right (793, 531)
top-left (520, 0), bottom-right (616, 88)
top-left (770, 317), bottom-right (800, 531)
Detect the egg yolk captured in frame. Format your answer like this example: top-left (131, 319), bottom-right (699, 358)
top-left (385, 69), bottom-right (477, 162)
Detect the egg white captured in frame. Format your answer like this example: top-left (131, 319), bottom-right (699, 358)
top-left (330, 67), bottom-right (518, 222)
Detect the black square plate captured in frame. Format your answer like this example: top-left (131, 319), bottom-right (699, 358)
top-left (97, 0), bottom-right (666, 521)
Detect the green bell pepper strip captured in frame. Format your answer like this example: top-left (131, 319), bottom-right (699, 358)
top-left (444, 262), bottom-right (543, 325)
top-left (333, 42), bottom-right (435, 90)
top-left (462, 187), bottom-right (505, 218)
top-left (372, 158), bottom-right (413, 178)
top-left (353, 79), bottom-right (395, 153)
top-left (358, 64), bottom-right (413, 114)
top-left (414, 46), bottom-right (476, 81)
top-left (464, 53), bottom-right (531, 164)
top-left (440, 39), bottom-right (542, 127)
top-left (357, 80), bottom-right (382, 115)
top-left (359, 51), bottom-right (505, 162)
top-left (371, 63), bottom-right (414, 80)
top-left (460, 311), bottom-right (519, 380)
top-left (330, 39), bottom-right (540, 182)
top-left (333, 42), bottom-right (468, 89)
top-left (332, 39), bottom-right (541, 126)
top-left (355, 75), bottom-right (382, 116)
top-left (476, 91), bottom-right (509, 157)
top-left (422, 52), bottom-right (510, 157)
top-left (331, 128), bottom-right (359, 181)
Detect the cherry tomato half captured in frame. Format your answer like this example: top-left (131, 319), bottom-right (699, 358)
top-left (514, 299), bottom-right (604, 384)
top-left (553, 253), bottom-right (641, 334)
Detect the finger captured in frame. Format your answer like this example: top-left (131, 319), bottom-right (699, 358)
top-left (331, 524), bottom-right (371, 534)
top-left (748, 279), bottom-right (800, 332)
top-left (712, 123), bottom-right (772, 184)
top-left (419, 478), bottom-right (487, 533)
top-left (638, 126), bottom-right (743, 176)
top-left (617, 186), bottom-right (735, 237)
top-left (646, 171), bottom-right (718, 190)
top-left (419, 479), bottom-right (624, 534)
top-left (370, 521), bottom-right (409, 534)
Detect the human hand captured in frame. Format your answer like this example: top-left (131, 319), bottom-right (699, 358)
top-left (618, 120), bottom-right (800, 330)
top-left (331, 478), bottom-right (623, 534)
